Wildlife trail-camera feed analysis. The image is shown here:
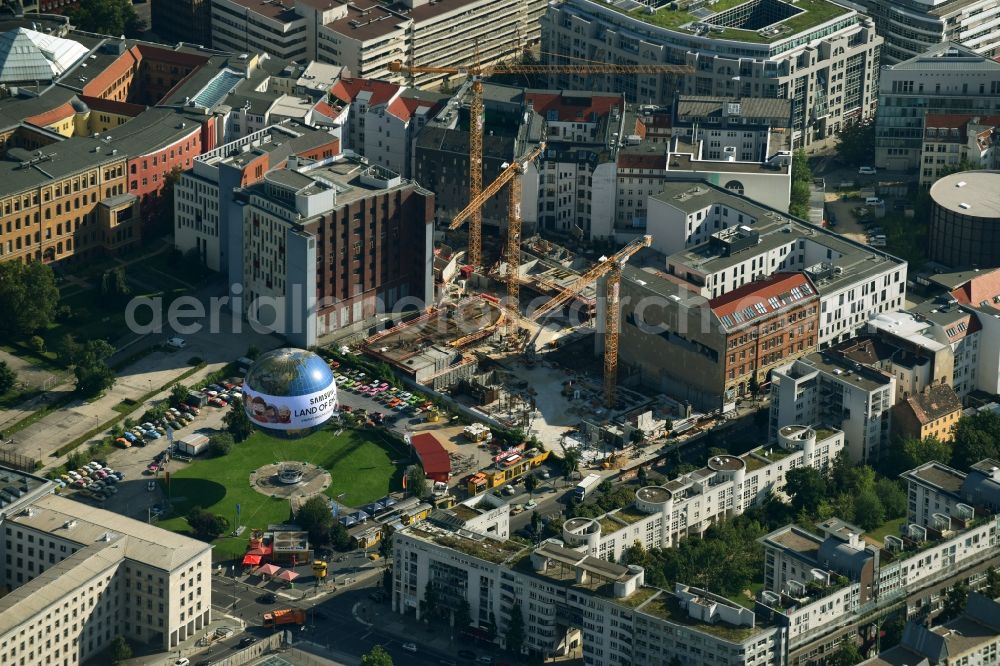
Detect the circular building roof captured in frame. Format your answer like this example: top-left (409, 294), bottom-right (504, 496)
top-left (930, 171), bottom-right (1000, 218)
top-left (243, 348), bottom-right (334, 396)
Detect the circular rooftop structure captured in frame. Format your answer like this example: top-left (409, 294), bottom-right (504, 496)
top-left (636, 486), bottom-right (672, 504)
top-left (707, 454), bottom-right (746, 472)
top-left (243, 348), bottom-right (337, 433)
top-left (929, 171), bottom-right (1000, 269)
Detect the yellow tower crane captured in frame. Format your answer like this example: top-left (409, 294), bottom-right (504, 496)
top-left (388, 59), bottom-right (693, 267)
top-left (529, 234), bottom-right (652, 408)
top-left (449, 142), bottom-right (545, 325)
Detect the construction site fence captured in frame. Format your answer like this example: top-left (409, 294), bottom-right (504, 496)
top-left (200, 631), bottom-right (284, 666)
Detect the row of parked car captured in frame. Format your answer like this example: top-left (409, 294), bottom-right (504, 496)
top-left (200, 380), bottom-right (243, 408)
top-left (55, 462), bottom-right (126, 502)
top-left (333, 369), bottom-right (433, 416)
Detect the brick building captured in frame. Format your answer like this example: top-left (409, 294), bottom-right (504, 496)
top-left (239, 155), bottom-right (434, 346)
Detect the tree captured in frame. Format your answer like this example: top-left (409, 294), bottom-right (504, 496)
top-left (826, 641), bottom-right (863, 666)
top-left (420, 582), bottom-right (439, 623)
top-left (100, 267), bottom-right (131, 303)
top-left (985, 566), bottom-right (1000, 598)
top-left (453, 599), bottom-right (472, 632)
top-left (246, 345), bottom-right (262, 360)
top-left (941, 581), bottom-right (969, 621)
top-left (524, 473), bottom-right (539, 496)
top-left (637, 465), bottom-right (649, 486)
top-left (361, 645), bottom-right (394, 666)
top-left (853, 489), bottom-right (886, 531)
top-left (108, 635), bottom-right (132, 664)
top-left (73, 340), bottom-right (116, 397)
top-left (506, 602), bottom-right (525, 654)
top-left (874, 478), bottom-right (907, 519)
top-left (952, 412), bottom-right (1000, 469)
top-left (296, 495), bottom-right (334, 547)
top-left (330, 522), bottom-right (351, 552)
top-left (224, 403), bottom-right (254, 442)
top-left (835, 120), bottom-right (876, 166)
top-left (169, 383), bottom-right (189, 407)
top-left (56, 334), bottom-right (80, 365)
top-left (530, 509), bottom-right (542, 537)
top-left (406, 465), bottom-right (428, 498)
top-left (0, 360), bottom-right (15, 394)
top-left (784, 467), bottom-right (827, 516)
top-left (154, 166), bottom-right (184, 232)
top-left (0, 261), bottom-right (59, 336)
top-left (186, 507), bottom-right (228, 541)
top-left (789, 149), bottom-right (812, 219)
top-left (892, 436), bottom-right (953, 476)
top-left (562, 446), bottom-right (582, 480)
top-left (208, 432), bottom-right (234, 457)
top-left (621, 540), bottom-right (647, 567)
top-left (70, 0), bottom-right (146, 39)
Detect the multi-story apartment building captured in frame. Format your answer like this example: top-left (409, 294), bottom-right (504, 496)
top-left (875, 42), bottom-right (1000, 173)
top-left (151, 0), bottom-right (211, 49)
top-left (529, 90), bottom-right (625, 238)
top-left (901, 458), bottom-right (1000, 529)
top-left (239, 154), bottom-right (434, 346)
top-left (211, 0), bottom-right (308, 61)
top-left (0, 467), bottom-right (213, 662)
top-left (561, 426), bottom-right (843, 562)
top-left (542, 0), bottom-right (882, 149)
top-left (853, 0), bottom-right (1000, 65)
top-left (893, 383), bottom-right (963, 443)
top-left (862, 593), bottom-right (1000, 666)
top-left (918, 113), bottom-right (1000, 185)
top-left (770, 349), bottom-right (895, 463)
top-left (663, 183), bottom-right (906, 339)
top-left (211, 0), bottom-right (546, 86)
top-left (0, 138), bottom-right (135, 264)
top-left (414, 83), bottom-right (544, 233)
top-left (759, 492), bottom-right (1000, 665)
top-left (612, 98), bottom-right (793, 240)
top-left (394, 524), bottom-right (784, 666)
top-left (174, 123), bottom-right (341, 273)
top-left (329, 77), bottom-right (445, 178)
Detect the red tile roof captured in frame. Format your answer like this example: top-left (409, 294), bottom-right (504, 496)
top-left (25, 102), bottom-right (75, 128)
top-left (617, 153), bottom-right (666, 170)
top-left (329, 78), bottom-right (399, 107)
top-left (386, 95), bottom-right (438, 122)
top-left (312, 100), bottom-right (340, 120)
top-left (950, 268), bottom-right (1000, 309)
top-left (411, 433), bottom-right (451, 481)
top-left (710, 272), bottom-right (816, 328)
top-left (524, 91), bottom-right (623, 123)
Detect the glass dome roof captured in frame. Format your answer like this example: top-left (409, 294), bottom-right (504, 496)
top-left (243, 348), bottom-right (334, 397)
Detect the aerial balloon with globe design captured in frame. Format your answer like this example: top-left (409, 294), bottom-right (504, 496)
top-left (242, 348), bottom-right (338, 435)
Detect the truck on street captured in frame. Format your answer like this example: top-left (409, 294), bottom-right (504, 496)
top-left (573, 473), bottom-right (602, 501)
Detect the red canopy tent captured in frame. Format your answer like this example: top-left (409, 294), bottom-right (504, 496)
top-left (256, 563), bottom-right (281, 578)
top-left (242, 553), bottom-right (262, 566)
top-left (275, 569), bottom-right (299, 583)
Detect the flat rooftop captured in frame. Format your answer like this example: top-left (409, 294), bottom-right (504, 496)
top-left (799, 350), bottom-right (894, 392)
top-left (596, 0), bottom-right (855, 45)
top-left (635, 591), bottom-right (765, 641)
top-left (904, 461), bottom-right (966, 495)
top-left (403, 523), bottom-right (527, 565)
top-left (930, 170), bottom-right (1000, 218)
top-left (762, 525), bottom-right (823, 560)
top-left (7, 493), bottom-right (211, 571)
top-left (666, 150), bottom-right (790, 175)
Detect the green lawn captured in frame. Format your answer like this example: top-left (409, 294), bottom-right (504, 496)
top-left (865, 516), bottom-right (905, 544)
top-left (156, 427), bottom-right (407, 560)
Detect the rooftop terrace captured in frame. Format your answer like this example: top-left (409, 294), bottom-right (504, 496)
top-left (602, 0), bottom-right (853, 45)
top-left (637, 592), bottom-right (764, 641)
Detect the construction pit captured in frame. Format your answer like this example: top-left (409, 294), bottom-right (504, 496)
top-left (363, 296), bottom-right (505, 387)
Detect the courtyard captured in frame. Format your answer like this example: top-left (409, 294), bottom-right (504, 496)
top-left (156, 426), bottom-right (407, 560)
